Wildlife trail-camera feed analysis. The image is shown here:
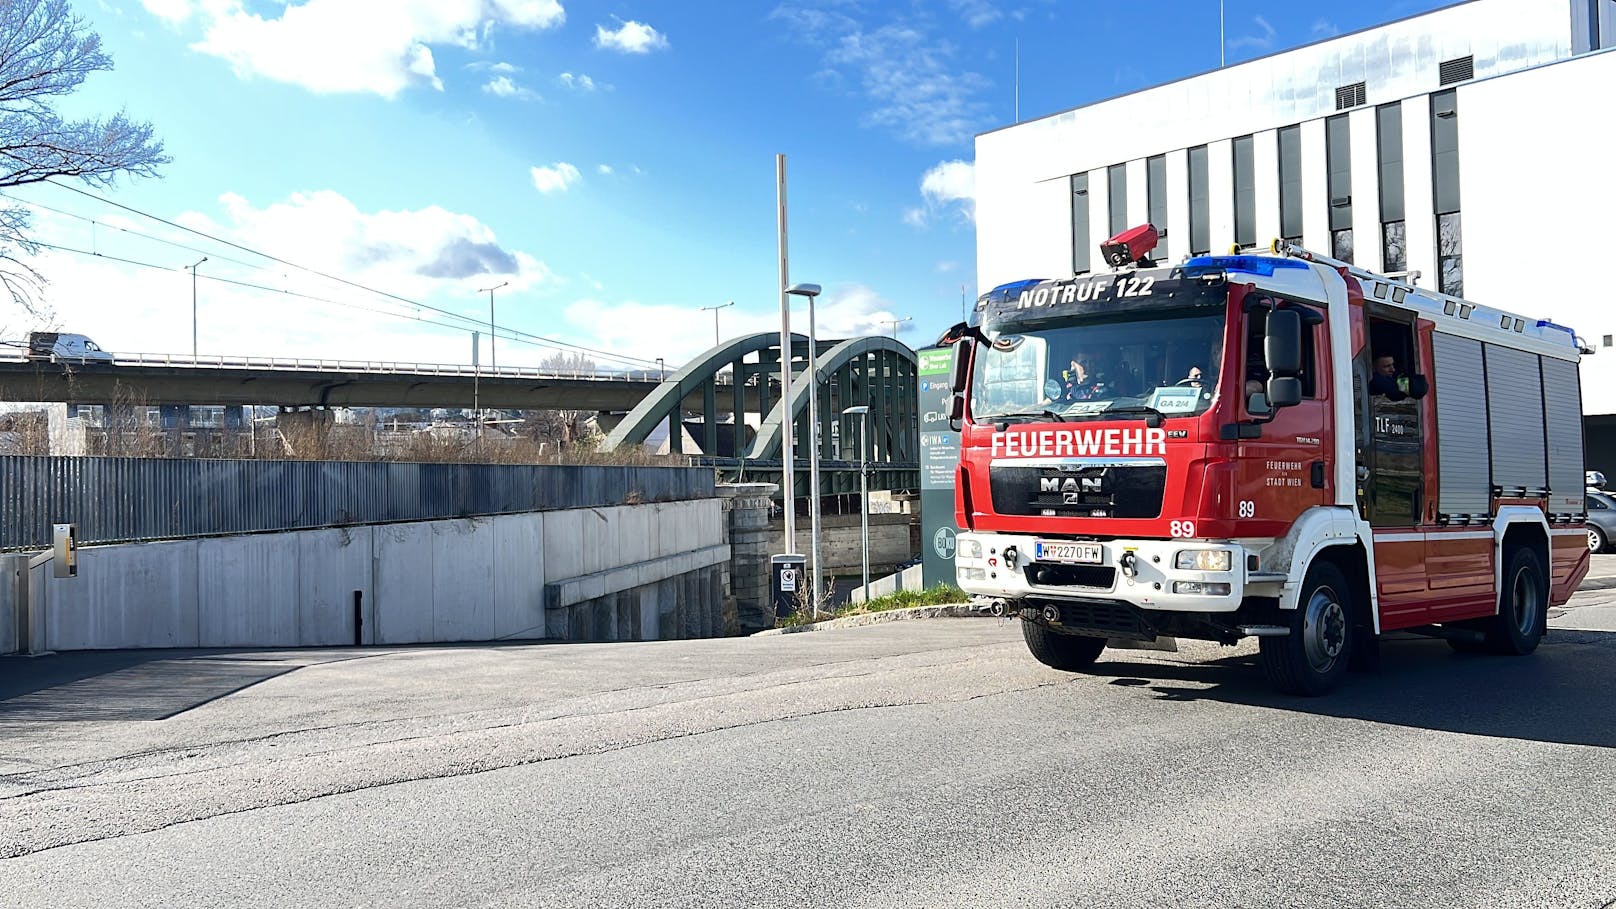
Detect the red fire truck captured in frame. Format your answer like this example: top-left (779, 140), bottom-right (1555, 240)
top-left (942, 229), bottom-right (1590, 694)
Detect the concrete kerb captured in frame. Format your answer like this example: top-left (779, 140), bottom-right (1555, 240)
top-left (752, 602), bottom-right (979, 635)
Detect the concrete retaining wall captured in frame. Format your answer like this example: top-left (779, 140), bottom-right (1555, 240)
top-left (10, 498), bottom-right (728, 652)
top-left (847, 564), bottom-right (926, 604)
top-left (774, 513), bottom-right (914, 575)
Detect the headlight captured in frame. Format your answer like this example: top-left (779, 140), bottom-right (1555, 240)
top-left (960, 539), bottom-right (983, 559)
top-left (1175, 549), bottom-right (1232, 571)
top-left (1173, 581), bottom-right (1231, 596)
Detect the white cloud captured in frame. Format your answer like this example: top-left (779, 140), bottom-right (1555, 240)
top-left (774, 5), bottom-right (990, 147)
top-left (1227, 15), bottom-right (1278, 52)
top-left (596, 164), bottom-right (614, 175)
top-left (163, 0), bottom-right (565, 97)
top-left (530, 162), bottom-right (581, 193)
top-left (559, 284), bottom-right (907, 365)
top-left (468, 60), bottom-right (522, 73)
top-left (594, 18), bottom-right (669, 54)
top-left (947, 0), bottom-right (1001, 29)
top-left (558, 71), bottom-right (599, 91)
top-left (1311, 19), bottom-right (1340, 38)
top-left (907, 159), bottom-right (974, 227)
top-left (140, 0), bottom-right (193, 24)
top-left (5, 189), bottom-right (558, 365)
top-left (483, 75), bottom-right (539, 100)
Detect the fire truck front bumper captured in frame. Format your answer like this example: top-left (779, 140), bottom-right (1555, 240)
top-left (954, 532), bottom-right (1268, 613)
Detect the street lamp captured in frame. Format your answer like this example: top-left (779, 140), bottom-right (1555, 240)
top-left (700, 300), bottom-right (734, 347)
top-left (186, 256), bottom-right (207, 358)
top-left (843, 404), bottom-right (871, 604)
top-left (656, 357), bottom-right (665, 381)
top-left (787, 282), bottom-right (823, 611)
top-left (478, 281), bottom-right (509, 370)
top-left (882, 316), bottom-right (912, 338)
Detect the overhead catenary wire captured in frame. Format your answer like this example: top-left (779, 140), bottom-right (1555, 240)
top-left (19, 180), bottom-right (663, 368)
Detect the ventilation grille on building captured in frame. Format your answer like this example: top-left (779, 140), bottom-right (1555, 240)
top-left (1334, 81), bottom-right (1367, 110)
top-left (1439, 55), bottom-right (1474, 85)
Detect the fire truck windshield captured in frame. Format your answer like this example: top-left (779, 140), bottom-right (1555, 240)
top-left (971, 310), bottom-right (1225, 422)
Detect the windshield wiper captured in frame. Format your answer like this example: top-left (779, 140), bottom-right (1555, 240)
top-left (989, 409), bottom-right (1069, 425)
top-left (1069, 405), bottom-right (1165, 428)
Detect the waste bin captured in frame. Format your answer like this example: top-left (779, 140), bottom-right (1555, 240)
top-left (771, 553), bottom-right (808, 618)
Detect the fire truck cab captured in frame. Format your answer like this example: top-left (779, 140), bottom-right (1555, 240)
top-left (945, 231), bottom-right (1589, 695)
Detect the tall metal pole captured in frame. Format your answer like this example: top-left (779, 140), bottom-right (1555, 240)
top-left (860, 413), bottom-right (869, 602)
top-left (188, 256), bottom-right (207, 358)
top-left (806, 292), bottom-right (822, 611)
top-left (776, 154), bottom-right (796, 555)
top-left (479, 281), bottom-right (509, 370)
top-left (472, 331), bottom-right (481, 443)
top-left (700, 300), bottom-right (734, 349)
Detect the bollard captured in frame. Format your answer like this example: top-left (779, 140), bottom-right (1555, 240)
top-left (353, 590), bottom-right (363, 646)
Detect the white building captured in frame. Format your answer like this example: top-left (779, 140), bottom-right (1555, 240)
top-left (975, 0), bottom-right (1616, 462)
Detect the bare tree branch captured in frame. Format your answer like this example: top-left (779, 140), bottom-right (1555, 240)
top-left (0, 0), bottom-right (167, 320)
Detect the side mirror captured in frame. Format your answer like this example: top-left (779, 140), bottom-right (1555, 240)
top-left (1246, 391), bottom-right (1272, 416)
top-left (950, 341), bottom-right (970, 394)
top-left (1268, 376), bottom-right (1303, 409)
top-left (948, 392), bottom-right (966, 431)
top-left (1406, 374), bottom-right (1429, 400)
top-left (1264, 309), bottom-right (1302, 375)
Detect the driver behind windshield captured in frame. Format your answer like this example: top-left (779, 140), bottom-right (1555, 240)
top-left (1060, 354), bottom-right (1110, 402)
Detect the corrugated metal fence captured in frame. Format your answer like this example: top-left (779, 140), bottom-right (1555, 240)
top-left (0, 457), bottom-right (715, 549)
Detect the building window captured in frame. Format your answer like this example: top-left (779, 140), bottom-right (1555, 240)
top-left (1232, 134), bottom-right (1256, 249)
top-left (1377, 103), bottom-right (1405, 273)
top-left (1432, 89), bottom-right (1462, 295)
top-left (1108, 163), bottom-right (1127, 236)
top-left (1188, 145), bottom-right (1209, 255)
top-left (1146, 154), bottom-right (1168, 261)
top-left (1071, 173), bottom-right (1090, 275)
top-left (1278, 124), bottom-right (1302, 244)
top-left (1326, 114), bottom-right (1353, 264)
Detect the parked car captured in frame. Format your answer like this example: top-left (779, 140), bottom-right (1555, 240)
top-left (1587, 490), bottom-right (1616, 553)
top-left (25, 331), bottom-right (113, 364)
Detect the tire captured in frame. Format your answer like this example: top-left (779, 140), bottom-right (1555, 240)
top-left (1259, 560), bottom-right (1354, 696)
top-left (1485, 546), bottom-right (1547, 655)
top-left (1589, 526), bottom-right (1607, 554)
top-left (1022, 620), bottom-right (1107, 671)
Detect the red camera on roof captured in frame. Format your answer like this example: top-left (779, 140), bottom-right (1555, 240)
top-left (1100, 223), bottom-right (1160, 267)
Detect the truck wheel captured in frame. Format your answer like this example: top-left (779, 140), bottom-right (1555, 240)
top-left (1259, 560), bottom-right (1353, 696)
top-left (1021, 620), bottom-right (1106, 671)
top-left (1486, 546), bottom-right (1546, 655)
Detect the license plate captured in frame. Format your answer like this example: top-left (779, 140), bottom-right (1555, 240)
top-left (1034, 540), bottom-right (1103, 564)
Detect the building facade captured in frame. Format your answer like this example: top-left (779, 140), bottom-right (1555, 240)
top-left (975, 0), bottom-right (1616, 438)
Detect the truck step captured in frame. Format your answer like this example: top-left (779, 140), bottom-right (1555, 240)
top-left (1237, 624), bottom-right (1291, 637)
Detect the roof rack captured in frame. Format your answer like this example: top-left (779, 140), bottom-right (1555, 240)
top-left (1268, 240), bottom-right (1586, 354)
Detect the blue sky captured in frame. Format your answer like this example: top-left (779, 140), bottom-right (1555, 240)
top-left (2, 0), bottom-right (1452, 370)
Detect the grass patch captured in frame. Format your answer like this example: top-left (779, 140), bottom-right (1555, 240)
top-left (777, 582), bottom-right (968, 628)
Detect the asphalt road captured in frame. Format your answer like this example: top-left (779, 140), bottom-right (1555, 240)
top-left (3, 578), bottom-right (1616, 906)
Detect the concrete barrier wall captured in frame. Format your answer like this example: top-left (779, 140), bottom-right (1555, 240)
top-left (776, 513), bottom-right (914, 574)
top-left (847, 564), bottom-right (926, 604)
top-left (20, 498), bottom-right (728, 652)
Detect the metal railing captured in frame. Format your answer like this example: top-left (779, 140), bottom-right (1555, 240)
top-left (0, 456), bottom-right (718, 550)
top-left (0, 350), bottom-right (739, 385)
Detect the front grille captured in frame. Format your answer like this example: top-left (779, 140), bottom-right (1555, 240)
top-left (1025, 563), bottom-right (1115, 589)
top-left (990, 464), bottom-right (1165, 518)
top-left (1022, 598), bottom-right (1151, 639)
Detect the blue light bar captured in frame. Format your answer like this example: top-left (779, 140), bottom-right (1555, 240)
top-left (979, 278), bottom-right (1045, 306)
top-left (1182, 255), bottom-right (1308, 277)
top-left (1536, 319), bottom-right (1577, 339)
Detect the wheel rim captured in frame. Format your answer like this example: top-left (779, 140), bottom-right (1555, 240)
top-left (1590, 529), bottom-right (1603, 552)
top-left (1303, 585), bottom-right (1348, 673)
top-left (1511, 565), bottom-right (1541, 636)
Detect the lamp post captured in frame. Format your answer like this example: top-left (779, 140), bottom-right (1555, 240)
top-left (843, 404), bottom-right (870, 604)
top-left (478, 281), bottom-right (509, 370)
top-left (656, 357), bottom-right (665, 381)
top-left (700, 300), bottom-right (734, 348)
top-left (186, 256), bottom-right (207, 358)
top-left (788, 282), bottom-right (823, 611)
top-left (882, 315), bottom-right (912, 339)
top-left (775, 154), bottom-right (796, 562)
